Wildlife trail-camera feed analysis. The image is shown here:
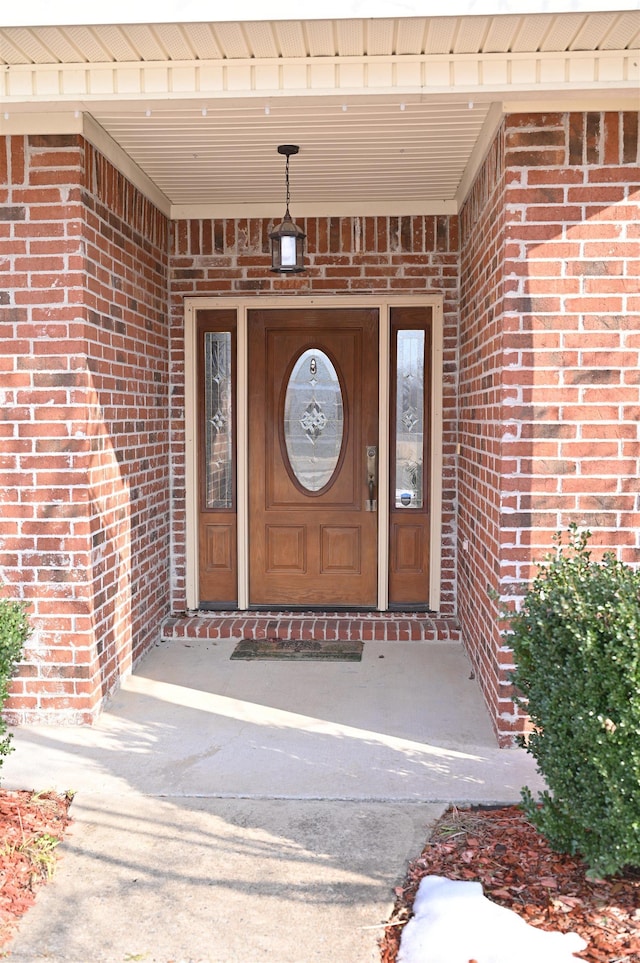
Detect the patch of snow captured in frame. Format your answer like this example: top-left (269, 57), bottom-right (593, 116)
top-left (397, 875), bottom-right (587, 963)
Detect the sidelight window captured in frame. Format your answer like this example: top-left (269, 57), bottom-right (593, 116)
top-left (394, 329), bottom-right (425, 509)
top-left (204, 331), bottom-right (234, 509)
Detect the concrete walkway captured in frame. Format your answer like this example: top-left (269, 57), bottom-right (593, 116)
top-left (1, 638), bottom-right (544, 963)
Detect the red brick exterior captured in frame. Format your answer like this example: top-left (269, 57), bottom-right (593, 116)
top-left (1, 111), bottom-right (638, 739)
top-left (0, 135), bottom-right (170, 722)
top-left (458, 111), bottom-right (640, 744)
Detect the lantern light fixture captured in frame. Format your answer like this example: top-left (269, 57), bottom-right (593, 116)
top-left (270, 145), bottom-right (306, 274)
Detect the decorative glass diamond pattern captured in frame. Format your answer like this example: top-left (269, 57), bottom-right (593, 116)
top-left (401, 407), bottom-right (419, 432)
top-left (204, 331), bottom-right (233, 509)
top-left (300, 400), bottom-right (328, 442)
top-left (284, 349), bottom-right (343, 492)
top-left (210, 410), bottom-right (227, 432)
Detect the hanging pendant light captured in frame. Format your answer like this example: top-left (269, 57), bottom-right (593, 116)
top-left (270, 145), bottom-right (306, 274)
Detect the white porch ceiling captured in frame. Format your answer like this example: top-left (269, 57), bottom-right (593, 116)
top-left (0, 11), bottom-right (638, 217)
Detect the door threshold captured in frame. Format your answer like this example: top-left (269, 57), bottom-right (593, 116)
top-left (247, 605), bottom-right (378, 613)
top-left (161, 611), bottom-right (462, 643)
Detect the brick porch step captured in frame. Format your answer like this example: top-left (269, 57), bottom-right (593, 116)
top-left (161, 612), bottom-right (461, 643)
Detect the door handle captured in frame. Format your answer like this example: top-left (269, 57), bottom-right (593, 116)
top-left (366, 445), bottom-right (377, 511)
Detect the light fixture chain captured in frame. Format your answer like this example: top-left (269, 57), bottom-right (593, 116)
top-left (285, 153), bottom-right (291, 215)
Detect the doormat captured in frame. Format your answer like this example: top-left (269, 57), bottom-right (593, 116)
top-left (230, 638), bottom-right (363, 661)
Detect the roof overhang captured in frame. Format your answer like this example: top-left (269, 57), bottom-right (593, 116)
top-left (4, 0), bottom-right (640, 27)
top-left (1, 9), bottom-right (638, 218)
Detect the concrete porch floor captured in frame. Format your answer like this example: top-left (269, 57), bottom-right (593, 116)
top-left (1, 637), bottom-right (545, 962)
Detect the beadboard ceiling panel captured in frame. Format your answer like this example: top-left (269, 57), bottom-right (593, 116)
top-left (91, 100), bottom-right (489, 210)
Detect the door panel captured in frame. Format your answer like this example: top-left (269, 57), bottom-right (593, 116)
top-left (265, 526), bottom-right (306, 573)
top-left (321, 526), bottom-right (361, 573)
top-left (248, 308), bottom-right (378, 607)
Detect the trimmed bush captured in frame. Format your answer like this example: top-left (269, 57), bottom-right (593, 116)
top-left (504, 525), bottom-right (640, 878)
top-left (0, 590), bottom-right (30, 769)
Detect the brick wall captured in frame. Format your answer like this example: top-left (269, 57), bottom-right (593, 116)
top-left (0, 135), bottom-right (170, 722)
top-left (0, 135), bottom-right (91, 721)
top-left (169, 216), bottom-right (460, 613)
top-left (2, 112), bottom-right (637, 736)
top-left (459, 111), bottom-right (640, 744)
top-left (458, 126), bottom-right (507, 737)
top-left (80, 144), bottom-right (171, 703)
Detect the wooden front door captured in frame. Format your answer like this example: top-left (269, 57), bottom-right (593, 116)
top-left (248, 308), bottom-right (379, 607)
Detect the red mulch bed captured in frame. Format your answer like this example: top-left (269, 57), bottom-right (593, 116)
top-left (380, 805), bottom-right (640, 963)
top-left (0, 790), bottom-right (73, 947)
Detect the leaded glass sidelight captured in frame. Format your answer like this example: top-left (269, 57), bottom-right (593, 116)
top-left (284, 349), bottom-right (344, 492)
top-left (395, 330), bottom-right (425, 509)
top-left (204, 331), bottom-right (233, 509)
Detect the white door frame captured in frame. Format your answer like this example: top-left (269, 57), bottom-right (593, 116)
top-left (183, 294), bottom-right (444, 612)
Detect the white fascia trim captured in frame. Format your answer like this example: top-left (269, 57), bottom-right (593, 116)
top-left (501, 95), bottom-right (640, 112)
top-left (456, 101), bottom-right (504, 208)
top-left (171, 201), bottom-right (459, 220)
top-left (0, 111), bottom-right (84, 135)
top-left (82, 114), bottom-right (172, 216)
top-left (0, 110), bottom-right (172, 217)
top-left (2, 50), bottom-right (637, 103)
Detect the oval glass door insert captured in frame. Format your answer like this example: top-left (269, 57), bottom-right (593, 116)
top-left (284, 349), bottom-right (344, 492)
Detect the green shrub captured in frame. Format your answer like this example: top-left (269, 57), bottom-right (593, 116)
top-left (0, 590), bottom-right (30, 767)
top-left (504, 525), bottom-right (640, 878)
